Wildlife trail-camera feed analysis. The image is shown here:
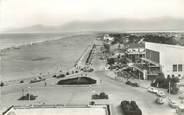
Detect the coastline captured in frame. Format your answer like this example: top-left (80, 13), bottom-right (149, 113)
top-left (0, 33), bottom-right (86, 52)
top-left (1, 33), bottom-right (96, 82)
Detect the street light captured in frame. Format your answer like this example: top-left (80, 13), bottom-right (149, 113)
top-left (28, 86), bottom-right (31, 103)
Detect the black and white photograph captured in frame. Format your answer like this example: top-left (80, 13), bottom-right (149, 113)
top-left (0, 0), bottom-right (184, 115)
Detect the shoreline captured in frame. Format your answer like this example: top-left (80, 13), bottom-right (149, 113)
top-left (1, 33), bottom-right (96, 82)
top-left (0, 33), bottom-right (87, 52)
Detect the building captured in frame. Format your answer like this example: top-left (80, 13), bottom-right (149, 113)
top-left (127, 42), bottom-right (184, 80)
top-left (125, 43), bottom-right (145, 63)
top-left (145, 42), bottom-right (184, 79)
top-left (103, 34), bottom-right (114, 42)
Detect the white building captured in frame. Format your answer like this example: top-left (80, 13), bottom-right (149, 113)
top-left (128, 42), bottom-right (184, 80)
top-left (145, 42), bottom-right (184, 79)
top-left (103, 34), bottom-right (114, 42)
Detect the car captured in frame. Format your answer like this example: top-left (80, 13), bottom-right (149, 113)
top-left (30, 77), bottom-right (45, 83)
top-left (56, 74), bottom-right (65, 78)
top-left (89, 101), bottom-right (95, 105)
top-left (148, 87), bottom-right (158, 94)
top-left (126, 81), bottom-right (139, 87)
top-left (120, 100), bottom-right (142, 115)
top-left (176, 104), bottom-right (184, 115)
top-left (155, 97), bottom-right (164, 104)
top-left (20, 80), bottom-right (24, 83)
top-left (168, 99), bottom-right (179, 108)
top-left (0, 82), bottom-right (4, 87)
top-left (52, 75), bottom-right (57, 78)
top-left (18, 93), bottom-right (37, 100)
top-left (157, 90), bottom-right (166, 97)
top-left (83, 67), bottom-right (94, 72)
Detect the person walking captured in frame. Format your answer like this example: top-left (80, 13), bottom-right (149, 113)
top-left (44, 81), bottom-right (47, 87)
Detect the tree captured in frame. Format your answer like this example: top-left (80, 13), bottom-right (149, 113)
top-left (107, 58), bottom-right (115, 65)
top-left (103, 43), bottom-right (110, 53)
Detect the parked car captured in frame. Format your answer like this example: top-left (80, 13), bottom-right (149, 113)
top-left (52, 75), bottom-right (57, 78)
top-left (155, 97), bottom-right (164, 104)
top-left (56, 74), bottom-right (65, 78)
top-left (120, 100), bottom-right (142, 115)
top-left (20, 80), bottom-right (24, 83)
top-left (30, 77), bottom-right (45, 83)
top-left (0, 82), bottom-right (5, 87)
top-left (157, 90), bottom-right (166, 97)
top-left (126, 81), bottom-right (139, 87)
top-left (89, 101), bottom-right (95, 105)
top-left (83, 67), bottom-right (94, 72)
top-left (18, 93), bottom-right (37, 100)
top-left (148, 87), bottom-right (158, 94)
top-left (176, 105), bottom-right (184, 115)
top-left (168, 99), bottom-right (179, 108)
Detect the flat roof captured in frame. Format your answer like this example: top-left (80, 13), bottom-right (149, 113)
top-left (145, 42), bottom-right (184, 49)
top-left (3, 105), bottom-right (110, 115)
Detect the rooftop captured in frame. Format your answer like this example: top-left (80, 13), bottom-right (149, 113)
top-left (3, 105), bottom-right (110, 115)
top-left (126, 43), bottom-right (145, 49)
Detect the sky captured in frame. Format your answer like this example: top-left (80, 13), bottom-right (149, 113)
top-left (0, 0), bottom-right (184, 31)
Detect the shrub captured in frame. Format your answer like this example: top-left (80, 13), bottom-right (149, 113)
top-left (107, 58), bottom-right (115, 65)
top-left (171, 77), bottom-right (180, 83)
top-left (92, 92), bottom-right (108, 99)
top-left (151, 76), bottom-right (180, 95)
top-left (57, 77), bottom-right (96, 85)
top-left (167, 84), bottom-right (179, 94)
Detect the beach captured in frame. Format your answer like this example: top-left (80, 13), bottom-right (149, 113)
top-left (1, 33), bottom-right (96, 81)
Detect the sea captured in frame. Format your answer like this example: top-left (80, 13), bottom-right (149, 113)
top-left (0, 33), bottom-right (71, 50)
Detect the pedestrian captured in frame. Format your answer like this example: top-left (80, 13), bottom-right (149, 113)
top-left (44, 81), bottom-right (47, 87)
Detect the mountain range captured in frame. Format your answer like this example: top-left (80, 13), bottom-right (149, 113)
top-left (4, 17), bottom-right (184, 33)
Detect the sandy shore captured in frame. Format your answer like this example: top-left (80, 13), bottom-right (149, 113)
top-left (1, 33), bottom-right (97, 81)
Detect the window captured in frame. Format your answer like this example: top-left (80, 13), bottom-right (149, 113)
top-left (173, 65), bottom-right (177, 72)
top-left (178, 64), bottom-right (183, 72)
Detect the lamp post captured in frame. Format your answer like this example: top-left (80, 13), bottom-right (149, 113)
top-left (28, 86), bottom-right (31, 103)
top-left (169, 82), bottom-right (171, 94)
top-left (22, 88), bottom-right (24, 97)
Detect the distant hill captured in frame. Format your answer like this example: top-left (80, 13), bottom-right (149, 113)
top-left (4, 17), bottom-right (184, 33)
